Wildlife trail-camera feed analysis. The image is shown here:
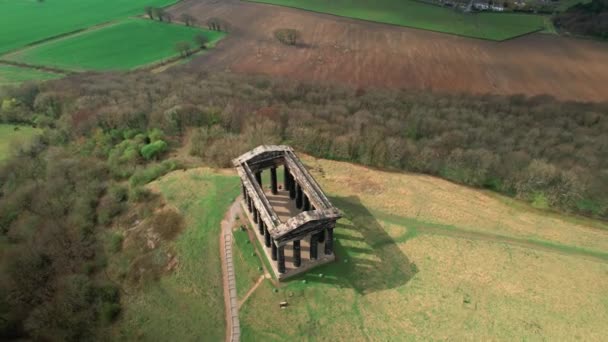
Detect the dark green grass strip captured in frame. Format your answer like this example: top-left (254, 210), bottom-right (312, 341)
top-left (245, 0), bottom-right (546, 41)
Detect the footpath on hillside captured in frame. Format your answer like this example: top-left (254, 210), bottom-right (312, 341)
top-left (219, 199), bottom-right (242, 342)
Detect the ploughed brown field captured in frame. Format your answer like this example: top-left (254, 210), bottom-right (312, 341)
top-left (169, 0), bottom-right (608, 102)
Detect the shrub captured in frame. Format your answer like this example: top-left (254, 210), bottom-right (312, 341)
top-left (140, 140), bottom-right (168, 160)
top-left (97, 193), bottom-right (125, 225)
top-left (274, 28), bottom-right (301, 45)
top-left (100, 303), bottom-right (121, 324)
top-left (129, 186), bottom-right (152, 202)
top-left (109, 233), bottom-right (124, 253)
top-left (129, 160), bottom-right (179, 187)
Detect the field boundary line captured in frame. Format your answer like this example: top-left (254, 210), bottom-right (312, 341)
top-left (0, 60), bottom-right (70, 75)
top-left (0, 21), bottom-right (120, 58)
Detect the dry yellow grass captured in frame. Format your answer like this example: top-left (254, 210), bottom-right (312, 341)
top-left (302, 155), bottom-right (608, 253)
top-left (239, 156), bottom-right (608, 341)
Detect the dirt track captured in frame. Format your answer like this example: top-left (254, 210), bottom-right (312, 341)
top-left (169, 0), bottom-right (608, 102)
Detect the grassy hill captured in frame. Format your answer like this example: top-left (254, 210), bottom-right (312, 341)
top-left (114, 168), bottom-right (240, 341)
top-left (235, 156), bottom-right (608, 340)
top-left (118, 155), bottom-right (608, 340)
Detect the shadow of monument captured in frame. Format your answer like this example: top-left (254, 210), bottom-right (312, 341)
top-left (290, 196), bottom-right (418, 295)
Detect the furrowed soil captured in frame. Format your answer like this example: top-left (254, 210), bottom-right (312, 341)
top-left (169, 0), bottom-right (608, 102)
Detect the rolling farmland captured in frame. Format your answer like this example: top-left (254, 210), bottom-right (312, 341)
top-left (0, 0), bottom-right (177, 54)
top-left (5, 19), bottom-right (224, 71)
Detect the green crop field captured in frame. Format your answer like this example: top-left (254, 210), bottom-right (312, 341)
top-left (0, 0), bottom-right (177, 54)
top-left (116, 169), bottom-right (240, 341)
top-left (6, 19), bottom-right (225, 71)
top-left (0, 64), bottom-right (61, 86)
top-left (0, 124), bottom-right (41, 161)
top-left (247, 0), bottom-right (548, 40)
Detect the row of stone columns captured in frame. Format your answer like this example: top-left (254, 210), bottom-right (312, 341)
top-left (242, 165), bottom-right (334, 275)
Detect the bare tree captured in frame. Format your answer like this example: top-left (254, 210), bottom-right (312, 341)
top-left (175, 41), bottom-right (192, 57)
top-left (152, 7), bottom-right (166, 21)
top-left (181, 13), bottom-right (196, 26)
top-left (194, 33), bottom-right (209, 49)
top-left (274, 28), bottom-right (301, 46)
top-left (144, 6), bottom-right (154, 19)
top-left (207, 17), bottom-right (230, 32)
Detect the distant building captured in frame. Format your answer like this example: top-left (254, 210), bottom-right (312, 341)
top-left (474, 2), bottom-right (490, 10)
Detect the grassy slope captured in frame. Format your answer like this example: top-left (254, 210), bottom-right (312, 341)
top-left (239, 157), bottom-right (608, 340)
top-left (247, 0), bottom-right (546, 40)
top-left (0, 124), bottom-right (40, 161)
top-left (7, 19), bottom-right (225, 71)
top-left (0, 64), bottom-right (61, 86)
top-left (233, 227), bottom-right (265, 299)
top-left (0, 0), bottom-right (177, 54)
top-left (118, 169), bottom-right (240, 341)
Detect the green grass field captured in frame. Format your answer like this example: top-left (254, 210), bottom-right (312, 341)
top-left (233, 227), bottom-right (265, 299)
top-left (116, 169), bottom-right (240, 341)
top-left (248, 0), bottom-right (548, 40)
top-left (6, 19), bottom-right (225, 71)
top-left (0, 124), bottom-right (41, 161)
top-left (0, 64), bottom-right (61, 86)
top-left (236, 157), bottom-right (608, 340)
top-left (0, 0), bottom-right (177, 54)
top-left (114, 157), bottom-right (608, 340)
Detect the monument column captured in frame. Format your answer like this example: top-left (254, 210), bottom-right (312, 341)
top-left (247, 193), bottom-right (253, 212)
top-left (277, 246), bottom-right (286, 274)
top-left (253, 207), bottom-right (259, 224)
top-left (309, 234), bottom-right (318, 260)
top-left (293, 240), bottom-right (301, 267)
top-left (242, 184), bottom-right (247, 200)
top-left (324, 228), bottom-right (334, 255)
top-left (271, 242), bottom-right (277, 261)
top-left (289, 178), bottom-right (296, 199)
top-left (303, 195), bottom-right (311, 211)
top-left (284, 165), bottom-right (290, 190)
top-left (255, 171), bottom-right (262, 186)
top-left (270, 167), bottom-right (278, 194)
top-left (264, 225), bottom-right (271, 247)
top-left (258, 218), bottom-right (264, 235)
top-left (295, 183), bottom-right (303, 209)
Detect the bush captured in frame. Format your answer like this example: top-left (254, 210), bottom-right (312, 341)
top-left (109, 233), bottom-right (124, 253)
top-left (274, 28), bottom-right (301, 45)
top-left (140, 140), bottom-right (168, 160)
top-left (129, 160), bottom-right (179, 187)
top-left (129, 186), bottom-right (152, 202)
top-left (100, 303), bottom-right (121, 324)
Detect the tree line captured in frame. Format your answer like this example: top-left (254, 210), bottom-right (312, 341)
top-left (554, 0), bottom-right (608, 39)
top-left (2, 70), bottom-right (606, 219)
